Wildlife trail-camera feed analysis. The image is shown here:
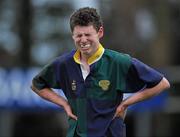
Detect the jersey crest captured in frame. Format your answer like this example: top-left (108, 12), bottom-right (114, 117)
top-left (99, 80), bottom-right (110, 91)
top-left (71, 80), bottom-right (77, 91)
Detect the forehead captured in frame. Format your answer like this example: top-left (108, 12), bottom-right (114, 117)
top-left (73, 25), bottom-right (97, 34)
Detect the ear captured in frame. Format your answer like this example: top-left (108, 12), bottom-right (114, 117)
top-left (98, 26), bottom-right (104, 38)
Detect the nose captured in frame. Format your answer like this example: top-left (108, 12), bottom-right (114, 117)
top-left (80, 35), bottom-right (87, 43)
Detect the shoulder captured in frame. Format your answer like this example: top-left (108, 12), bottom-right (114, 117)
top-left (53, 50), bottom-right (75, 64)
top-left (41, 50), bottom-right (75, 69)
top-left (104, 49), bottom-right (132, 64)
top-left (104, 49), bottom-right (131, 59)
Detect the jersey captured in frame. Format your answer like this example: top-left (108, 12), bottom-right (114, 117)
top-left (32, 45), bottom-right (163, 137)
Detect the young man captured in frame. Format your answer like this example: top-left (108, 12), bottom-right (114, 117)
top-left (31, 7), bottom-right (170, 137)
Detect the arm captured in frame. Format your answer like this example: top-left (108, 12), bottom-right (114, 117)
top-left (114, 77), bottom-right (170, 119)
top-left (31, 84), bottom-right (77, 120)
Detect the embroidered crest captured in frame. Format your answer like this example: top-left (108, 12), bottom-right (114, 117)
top-left (71, 80), bottom-right (76, 91)
top-left (99, 80), bottom-right (110, 91)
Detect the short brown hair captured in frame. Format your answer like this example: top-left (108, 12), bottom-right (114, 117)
top-left (70, 7), bottom-right (103, 32)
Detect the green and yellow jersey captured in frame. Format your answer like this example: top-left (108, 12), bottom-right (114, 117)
top-left (33, 44), bottom-right (163, 137)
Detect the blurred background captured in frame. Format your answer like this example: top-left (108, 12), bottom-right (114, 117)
top-left (0, 0), bottom-right (180, 137)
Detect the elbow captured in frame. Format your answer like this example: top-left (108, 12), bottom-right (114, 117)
top-left (30, 84), bottom-right (35, 91)
top-left (30, 84), bottom-right (36, 91)
top-left (30, 83), bottom-right (40, 94)
top-left (162, 77), bottom-right (170, 90)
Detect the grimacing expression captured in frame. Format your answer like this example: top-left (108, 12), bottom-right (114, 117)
top-left (72, 25), bottom-right (103, 58)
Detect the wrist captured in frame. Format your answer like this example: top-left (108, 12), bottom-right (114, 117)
top-left (121, 101), bottom-right (129, 109)
top-left (62, 101), bottom-right (70, 109)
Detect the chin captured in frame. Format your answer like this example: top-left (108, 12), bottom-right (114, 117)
top-left (81, 49), bottom-right (90, 53)
top-left (82, 51), bottom-right (92, 56)
top-left (82, 51), bottom-right (89, 55)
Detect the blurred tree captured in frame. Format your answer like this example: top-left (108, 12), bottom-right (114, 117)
top-left (101, 1), bottom-right (138, 55)
top-left (0, 0), bottom-right (21, 68)
top-left (30, 1), bottom-right (74, 66)
top-left (16, 0), bottom-right (33, 68)
top-left (169, 2), bottom-right (180, 65)
top-left (101, 0), bottom-right (172, 67)
top-left (149, 0), bottom-right (171, 67)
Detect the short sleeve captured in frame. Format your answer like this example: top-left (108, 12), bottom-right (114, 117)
top-left (32, 59), bottom-right (60, 90)
top-left (125, 58), bottom-right (163, 93)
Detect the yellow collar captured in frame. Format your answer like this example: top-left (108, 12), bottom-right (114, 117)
top-left (73, 44), bottom-right (104, 65)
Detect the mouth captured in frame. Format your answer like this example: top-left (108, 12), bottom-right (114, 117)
top-left (80, 44), bottom-right (90, 49)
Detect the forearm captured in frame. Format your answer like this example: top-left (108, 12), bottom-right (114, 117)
top-left (31, 84), bottom-right (68, 108)
top-left (122, 77), bottom-right (170, 108)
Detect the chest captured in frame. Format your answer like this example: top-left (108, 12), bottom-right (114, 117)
top-left (60, 58), bottom-right (122, 100)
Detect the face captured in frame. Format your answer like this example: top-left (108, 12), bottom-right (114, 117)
top-left (72, 25), bottom-right (103, 59)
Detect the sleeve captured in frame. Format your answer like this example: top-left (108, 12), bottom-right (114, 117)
top-left (32, 59), bottom-right (61, 90)
top-left (125, 58), bottom-right (163, 93)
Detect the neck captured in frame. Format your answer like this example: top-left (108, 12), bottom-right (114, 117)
top-left (80, 54), bottom-right (89, 64)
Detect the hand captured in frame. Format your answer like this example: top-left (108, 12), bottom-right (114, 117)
top-left (113, 103), bottom-right (127, 120)
top-left (64, 104), bottom-right (78, 121)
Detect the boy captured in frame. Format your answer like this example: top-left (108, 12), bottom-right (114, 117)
top-left (31, 7), bottom-right (170, 137)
